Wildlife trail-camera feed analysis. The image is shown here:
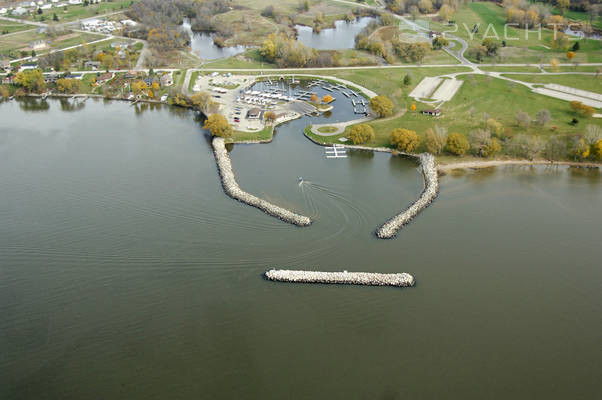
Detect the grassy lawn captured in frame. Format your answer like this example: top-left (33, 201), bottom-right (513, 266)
top-left (501, 73), bottom-right (602, 93)
top-left (26, 0), bottom-right (139, 24)
top-left (230, 126), bottom-right (274, 142)
top-left (188, 71), bottom-right (200, 92)
top-left (479, 66), bottom-right (541, 73)
top-left (326, 73), bottom-right (601, 151)
top-left (428, 2), bottom-right (601, 64)
top-left (0, 21), bottom-right (33, 35)
top-left (317, 126), bottom-right (338, 133)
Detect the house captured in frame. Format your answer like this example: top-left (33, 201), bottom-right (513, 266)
top-left (1, 60), bottom-right (11, 73)
top-left (422, 109), bottom-right (441, 116)
top-left (64, 73), bottom-right (82, 79)
top-left (40, 4), bottom-right (52, 10)
top-left (143, 77), bottom-right (155, 87)
top-left (84, 60), bottom-right (101, 70)
top-left (2, 76), bottom-right (15, 85)
top-left (44, 73), bottom-right (59, 83)
top-left (160, 72), bottom-right (173, 87)
top-left (36, 26), bottom-right (47, 34)
top-left (12, 7), bottom-right (28, 16)
top-left (29, 40), bottom-right (47, 50)
top-left (0, 8), bottom-right (8, 15)
top-left (96, 72), bottom-right (114, 84)
top-left (124, 70), bottom-right (138, 79)
top-left (111, 41), bottom-right (132, 50)
top-left (246, 108), bottom-right (262, 119)
top-left (18, 62), bottom-right (38, 72)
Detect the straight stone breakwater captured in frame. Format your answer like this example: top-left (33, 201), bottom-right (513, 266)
top-left (376, 153), bottom-right (439, 239)
top-left (212, 137), bottom-right (312, 226)
top-left (265, 269), bottom-right (415, 288)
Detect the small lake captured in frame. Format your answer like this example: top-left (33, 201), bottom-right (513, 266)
top-left (1, 99), bottom-right (601, 399)
top-left (183, 20), bottom-right (247, 60)
top-left (295, 17), bottom-right (377, 50)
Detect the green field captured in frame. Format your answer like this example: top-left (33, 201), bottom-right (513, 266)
top-left (0, 21), bottom-right (33, 35)
top-left (502, 73), bottom-right (602, 93)
top-left (429, 2), bottom-right (601, 64)
top-left (25, 0), bottom-right (139, 24)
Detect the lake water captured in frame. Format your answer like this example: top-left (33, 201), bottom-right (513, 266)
top-left (183, 20), bottom-right (247, 60)
top-left (1, 99), bottom-right (601, 399)
top-left (296, 17), bottom-right (377, 50)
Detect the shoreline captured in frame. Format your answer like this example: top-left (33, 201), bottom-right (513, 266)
top-left (437, 159), bottom-right (602, 173)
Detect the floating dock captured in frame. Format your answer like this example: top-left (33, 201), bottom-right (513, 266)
top-left (265, 269), bottom-right (415, 288)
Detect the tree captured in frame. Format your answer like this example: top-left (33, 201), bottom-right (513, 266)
top-left (322, 94), bottom-right (333, 103)
top-left (349, 124), bottom-right (375, 145)
top-left (390, 128), bottom-right (421, 152)
top-left (469, 129), bottom-right (493, 157)
top-left (482, 38), bottom-right (500, 56)
top-left (536, 109), bottom-right (551, 126)
top-left (191, 92), bottom-right (214, 113)
top-left (0, 85), bottom-right (9, 99)
top-left (56, 78), bottom-right (80, 94)
top-left (570, 101), bottom-right (594, 118)
top-left (439, 4), bottom-right (454, 22)
top-left (593, 139), bottom-right (602, 160)
top-left (484, 138), bottom-right (502, 157)
top-left (486, 118), bottom-right (504, 136)
top-left (310, 94), bottom-right (320, 103)
top-left (566, 51), bottom-right (576, 60)
top-left (432, 36), bottom-right (449, 50)
top-left (410, 103), bottom-right (416, 112)
top-left (446, 133), bottom-right (470, 155)
top-left (425, 125), bottom-right (447, 155)
top-left (557, 0), bottom-right (570, 15)
top-left (584, 124), bottom-right (602, 145)
top-left (15, 69), bottom-right (46, 93)
top-left (515, 111), bottom-right (531, 127)
top-left (131, 80), bottom-right (146, 94)
top-left (403, 74), bottom-right (411, 86)
top-left (572, 138), bottom-right (590, 160)
top-left (369, 95), bottom-right (394, 118)
top-left (544, 136), bottom-right (567, 161)
top-left (204, 114), bottom-right (232, 138)
top-left (101, 54), bottom-right (114, 70)
top-left (53, 13), bottom-right (59, 22)
top-left (264, 111), bottom-right (277, 124)
top-left (572, 41), bottom-right (580, 51)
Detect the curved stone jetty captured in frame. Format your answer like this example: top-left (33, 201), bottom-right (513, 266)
top-left (376, 153), bottom-right (439, 239)
top-left (212, 137), bottom-right (312, 226)
top-left (265, 269), bottom-right (415, 287)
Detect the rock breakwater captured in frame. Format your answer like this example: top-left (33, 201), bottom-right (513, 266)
top-left (376, 153), bottom-right (439, 239)
top-left (265, 269), bottom-right (415, 287)
top-left (212, 137), bottom-right (312, 226)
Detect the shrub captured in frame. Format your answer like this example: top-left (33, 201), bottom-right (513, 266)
top-left (348, 124), bottom-right (375, 145)
top-left (390, 128), bottom-right (421, 152)
top-left (446, 133), bottom-right (470, 155)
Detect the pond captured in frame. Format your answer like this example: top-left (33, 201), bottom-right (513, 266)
top-left (1, 98), bottom-right (601, 399)
top-left (295, 17), bottom-right (377, 50)
top-left (183, 20), bottom-right (247, 60)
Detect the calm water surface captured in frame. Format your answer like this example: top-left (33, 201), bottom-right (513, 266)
top-left (183, 20), bottom-right (246, 60)
top-left (296, 17), bottom-right (377, 50)
top-left (1, 99), bottom-right (601, 399)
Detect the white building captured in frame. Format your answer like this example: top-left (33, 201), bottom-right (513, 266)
top-left (12, 7), bottom-right (28, 16)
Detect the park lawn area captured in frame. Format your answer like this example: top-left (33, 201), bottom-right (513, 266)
top-left (0, 21), bottom-right (33, 34)
top-left (429, 2), bottom-right (600, 63)
top-left (0, 30), bottom-right (46, 53)
top-left (317, 126), bottom-right (338, 133)
top-left (27, 0), bottom-right (140, 24)
top-left (230, 126), bottom-right (273, 142)
top-left (188, 71), bottom-right (200, 92)
top-left (479, 66), bottom-right (541, 73)
top-left (322, 66), bottom-right (472, 107)
top-left (501, 73), bottom-right (602, 93)
top-left (339, 74), bottom-right (596, 152)
top-left (49, 32), bottom-right (106, 50)
top-left (544, 65), bottom-right (601, 72)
